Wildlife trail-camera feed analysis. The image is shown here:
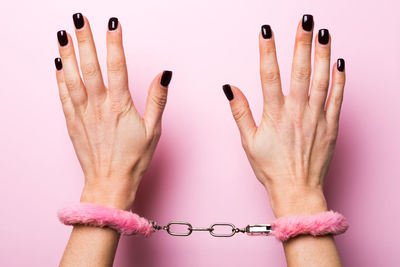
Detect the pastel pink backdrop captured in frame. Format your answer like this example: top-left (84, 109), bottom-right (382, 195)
top-left (1, 0), bottom-right (399, 266)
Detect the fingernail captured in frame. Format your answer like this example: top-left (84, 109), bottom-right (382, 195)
top-left (223, 84), bottom-right (234, 101)
top-left (57, 30), bottom-right (68, 46)
top-left (261, 25), bottom-right (272, 39)
top-left (160, 71), bottom-right (173, 87)
top-left (54, 57), bottom-right (62, 70)
top-left (337, 58), bottom-right (345, 72)
top-left (73, 13), bottom-right (84, 29)
top-left (108, 17), bottom-right (118, 31)
top-left (318, 29), bottom-right (329, 45)
top-left (302, 14), bottom-right (313, 31)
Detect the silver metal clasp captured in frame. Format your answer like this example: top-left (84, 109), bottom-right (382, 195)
top-left (245, 224), bottom-right (272, 236)
top-left (150, 220), bottom-right (272, 237)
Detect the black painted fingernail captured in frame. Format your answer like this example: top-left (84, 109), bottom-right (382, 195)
top-left (318, 29), bottom-right (329, 45)
top-left (261, 25), bottom-right (272, 39)
top-left (54, 57), bottom-right (62, 70)
top-left (337, 58), bottom-right (345, 72)
top-left (160, 71), bottom-right (173, 87)
top-left (57, 30), bottom-right (68, 46)
top-left (302, 14), bottom-right (313, 31)
top-left (223, 84), bottom-right (234, 101)
top-left (73, 13), bottom-right (84, 29)
top-left (108, 17), bottom-right (118, 31)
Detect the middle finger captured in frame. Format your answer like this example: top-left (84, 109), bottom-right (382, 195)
top-left (309, 29), bottom-right (331, 113)
top-left (73, 13), bottom-right (105, 100)
top-left (289, 15), bottom-right (314, 105)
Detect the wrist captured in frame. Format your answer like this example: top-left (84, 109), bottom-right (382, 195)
top-left (266, 184), bottom-right (328, 218)
top-left (80, 176), bottom-right (139, 210)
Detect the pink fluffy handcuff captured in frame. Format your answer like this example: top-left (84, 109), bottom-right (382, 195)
top-left (57, 202), bottom-right (348, 241)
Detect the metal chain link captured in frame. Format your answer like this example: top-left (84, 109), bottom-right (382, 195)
top-left (149, 220), bottom-right (272, 237)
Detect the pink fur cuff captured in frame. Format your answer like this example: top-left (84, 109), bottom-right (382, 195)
top-left (57, 204), bottom-right (348, 240)
top-left (271, 210), bottom-right (349, 241)
top-left (57, 202), bottom-right (154, 236)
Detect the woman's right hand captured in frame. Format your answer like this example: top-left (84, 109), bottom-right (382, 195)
top-left (58, 13), bottom-right (173, 267)
top-left (222, 15), bottom-right (345, 218)
top-left (55, 14), bottom-right (172, 211)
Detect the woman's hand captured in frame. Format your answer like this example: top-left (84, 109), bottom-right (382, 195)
top-left (223, 15), bottom-right (345, 218)
top-left (55, 14), bottom-right (172, 211)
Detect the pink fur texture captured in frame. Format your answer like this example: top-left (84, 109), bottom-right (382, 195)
top-left (57, 203), bottom-right (154, 236)
top-left (272, 210), bottom-right (349, 241)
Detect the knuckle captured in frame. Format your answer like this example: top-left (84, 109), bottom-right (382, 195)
top-left (151, 94), bottom-right (167, 109)
top-left (65, 78), bottom-right (81, 91)
top-left (108, 95), bottom-right (131, 115)
top-left (77, 34), bottom-right (92, 45)
top-left (333, 95), bottom-right (343, 107)
top-left (324, 121), bottom-right (339, 142)
top-left (59, 91), bottom-right (70, 105)
top-left (335, 77), bottom-right (346, 87)
top-left (60, 99), bottom-right (75, 122)
top-left (330, 133), bottom-right (338, 144)
top-left (316, 49), bottom-right (331, 61)
top-left (152, 127), bottom-right (162, 139)
top-left (108, 36), bottom-right (122, 45)
top-left (61, 49), bottom-right (75, 60)
top-left (327, 130), bottom-right (338, 145)
top-left (63, 111), bottom-right (74, 124)
top-left (296, 35), bottom-right (313, 47)
top-left (93, 106), bottom-right (104, 121)
top-left (261, 69), bottom-right (280, 84)
top-left (109, 97), bottom-right (124, 114)
top-left (298, 40), bottom-right (313, 47)
top-left (263, 108), bottom-right (283, 123)
top-left (233, 106), bottom-right (249, 122)
top-left (144, 126), bottom-right (162, 145)
top-left (312, 78), bottom-right (330, 91)
top-left (293, 65), bottom-right (311, 82)
top-left (66, 121), bottom-right (78, 137)
top-left (264, 44), bottom-right (276, 55)
top-left (81, 63), bottom-right (100, 79)
top-left (107, 60), bottom-right (125, 73)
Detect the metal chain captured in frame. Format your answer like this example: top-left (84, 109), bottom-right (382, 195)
top-left (149, 220), bottom-right (272, 237)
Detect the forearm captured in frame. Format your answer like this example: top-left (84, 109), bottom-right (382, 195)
top-left (60, 225), bottom-right (120, 267)
top-left (60, 184), bottom-right (136, 267)
top-left (267, 184), bottom-right (342, 267)
top-left (283, 235), bottom-right (341, 267)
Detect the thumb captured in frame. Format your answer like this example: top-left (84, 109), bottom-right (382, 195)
top-left (143, 71), bottom-right (172, 133)
top-left (222, 84), bottom-right (257, 141)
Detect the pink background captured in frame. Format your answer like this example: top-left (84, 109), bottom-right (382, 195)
top-left (1, 0), bottom-right (399, 266)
